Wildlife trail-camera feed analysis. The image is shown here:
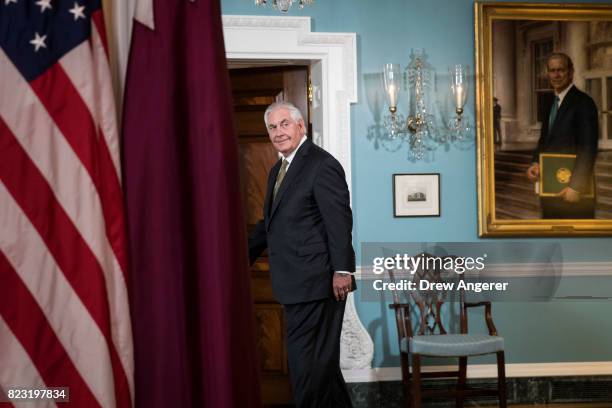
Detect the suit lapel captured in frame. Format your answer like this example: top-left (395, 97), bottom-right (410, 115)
top-left (268, 139), bottom-right (311, 224)
top-left (264, 159), bottom-right (282, 230)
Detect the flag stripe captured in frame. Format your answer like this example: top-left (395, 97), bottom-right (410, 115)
top-left (58, 21), bottom-right (123, 180)
top-left (0, 120), bottom-right (128, 408)
top-left (58, 39), bottom-right (122, 180)
top-left (91, 10), bottom-right (110, 60)
top-left (30, 62), bottom-right (128, 278)
top-left (90, 21), bottom-right (124, 179)
top-left (0, 252), bottom-right (103, 408)
top-left (0, 317), bottom-right (57, 408)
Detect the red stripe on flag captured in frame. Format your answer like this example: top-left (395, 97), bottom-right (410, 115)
top-left (0, 252), bottom-right (101, 407)
top-left (91, 10), bottom-right (110, 59)
top-left (0, 118), bottom-right (131, 408)
top-left (29, 63), bottom-right (128, 278)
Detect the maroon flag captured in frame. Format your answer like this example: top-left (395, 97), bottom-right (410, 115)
top-left (121, 0), bottom-right (261, 407)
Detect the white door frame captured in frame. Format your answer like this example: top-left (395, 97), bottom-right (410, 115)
top-left (222, 15), bottom-right (357, 193)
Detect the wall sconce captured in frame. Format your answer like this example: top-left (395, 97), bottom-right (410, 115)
top-left (381, 49), bottom-right (472, 161)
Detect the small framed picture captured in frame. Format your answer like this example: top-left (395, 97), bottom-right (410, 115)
top-left (393, 173), bottom-right (440, 217)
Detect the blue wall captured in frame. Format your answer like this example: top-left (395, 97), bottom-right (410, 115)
top-left (222, 0), bottom-right (612, 367)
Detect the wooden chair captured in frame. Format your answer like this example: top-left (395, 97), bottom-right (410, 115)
top-left (388, 254), bottom-right (507, 408)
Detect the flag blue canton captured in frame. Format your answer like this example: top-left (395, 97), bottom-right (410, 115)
top-left (0, 0), bottom-right (101, 81)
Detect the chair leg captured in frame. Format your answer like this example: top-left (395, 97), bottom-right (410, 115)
top-left (411, 354), bottom-right (422, 408)
top-left (456, 356), bottom-right (467, 408)
top-left (497, 351), bottom-right (507, 408)
top-left (400, 352), bottom-right (412, 408)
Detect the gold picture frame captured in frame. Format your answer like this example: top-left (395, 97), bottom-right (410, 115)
top-left (475, 2), bottom-right (612, 236)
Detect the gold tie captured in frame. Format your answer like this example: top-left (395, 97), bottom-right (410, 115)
top-left (273, 159), bottom-right (289, 201)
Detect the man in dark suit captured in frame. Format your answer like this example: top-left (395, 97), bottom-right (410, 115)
top-left (526, 53), bottom-right (599, 218)
top-left (248, 101), bottom-right (355, 407)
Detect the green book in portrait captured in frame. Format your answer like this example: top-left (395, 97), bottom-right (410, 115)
top-left (539, 153), bottom-right (594, 197)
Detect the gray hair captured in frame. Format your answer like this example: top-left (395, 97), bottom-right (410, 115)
top-left (547, 52), bottom-right (574, 72)
top-left (264, 101), bottom-right (304, 128)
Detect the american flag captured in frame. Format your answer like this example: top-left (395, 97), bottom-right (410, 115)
top-left (0, 1), bottom-right (134, 407)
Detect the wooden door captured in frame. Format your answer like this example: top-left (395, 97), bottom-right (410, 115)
top-left (229, 65), bottom-right (309, 406)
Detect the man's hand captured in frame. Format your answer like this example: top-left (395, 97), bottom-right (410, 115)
top-left (526, 163), bottom-right (540, 182)
top-left (558, 186), bottom-right (581, 203)
top-left (333, 272), bottom-right (352, 301)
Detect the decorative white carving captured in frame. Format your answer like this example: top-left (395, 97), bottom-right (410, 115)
top-left (340, 293), bottom-right (375, 370)
top-left (223, 15), bottom-right (372, 371)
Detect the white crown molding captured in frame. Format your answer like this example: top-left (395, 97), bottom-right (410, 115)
top-left (342, 361), bottom-right (612, 383)
top-left (355, 261), bottom-right (612, 279)
top-left (221, 16), bottom-right (356, 101)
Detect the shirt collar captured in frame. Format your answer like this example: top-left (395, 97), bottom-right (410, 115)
top-left (556, 83), bottom-right (574, 106)
top-left (283, 135), bottom-right (307, 165)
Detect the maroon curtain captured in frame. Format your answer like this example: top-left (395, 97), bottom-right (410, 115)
top-left (121, 0), bottom-right (261, 406)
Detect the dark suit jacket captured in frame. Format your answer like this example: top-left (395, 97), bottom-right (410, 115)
top-left (532, 85), bottom-right (599, 192)
top-left (248, 139), bottom-right (356, 305)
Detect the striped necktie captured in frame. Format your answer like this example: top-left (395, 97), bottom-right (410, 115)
top-left (273, 159), bottom-right (289, 201)
top-left (548, 96), bottom-right (560, 132)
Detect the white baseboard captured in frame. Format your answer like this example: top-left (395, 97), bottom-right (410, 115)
top-left (342, 361), bottom-right (612, 383)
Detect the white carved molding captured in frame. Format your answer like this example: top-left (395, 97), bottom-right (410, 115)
top-left (340, 293), bottom-right (375, 370)
top-left (222, 15), bottom-right (371, 370)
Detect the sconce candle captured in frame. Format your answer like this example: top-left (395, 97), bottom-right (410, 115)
top-left (383, 63), bottom-right (401, 110)
top-left (454, 84), bottom-right (465, 110)
top-left (449, 64), bottom-right (469, 111)
top-left (447, 64), bottom-right (471, 140)
top-left (387, 84), bottom-right (398, 108)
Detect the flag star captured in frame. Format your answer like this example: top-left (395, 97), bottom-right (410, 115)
top-left (68, 2), bottom-right (85, 20)
top-left (4, 0), bottom-right (18, 5)
top-left (35, 0), bottom-right (52, 12)
top-left (30, 32), bottom-right (47, 52)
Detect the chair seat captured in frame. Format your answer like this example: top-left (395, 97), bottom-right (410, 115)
top-left (401, 334), bottom-right (504, 357)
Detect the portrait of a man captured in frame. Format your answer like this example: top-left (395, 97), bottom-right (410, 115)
top-left (525, 53), bottom-right (599, 219)
top-left (491, 20), bottom-right (612, 221)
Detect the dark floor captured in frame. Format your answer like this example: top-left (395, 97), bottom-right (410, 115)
top-left (265, 376), bottom-right (612, 408)
top-left (265, 404), bottom-right (612, 407)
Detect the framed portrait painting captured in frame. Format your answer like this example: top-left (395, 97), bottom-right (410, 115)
top-left (393, 173), bottom-right (440, 217)
top-left (475, 2), bottom-right (612, 236)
